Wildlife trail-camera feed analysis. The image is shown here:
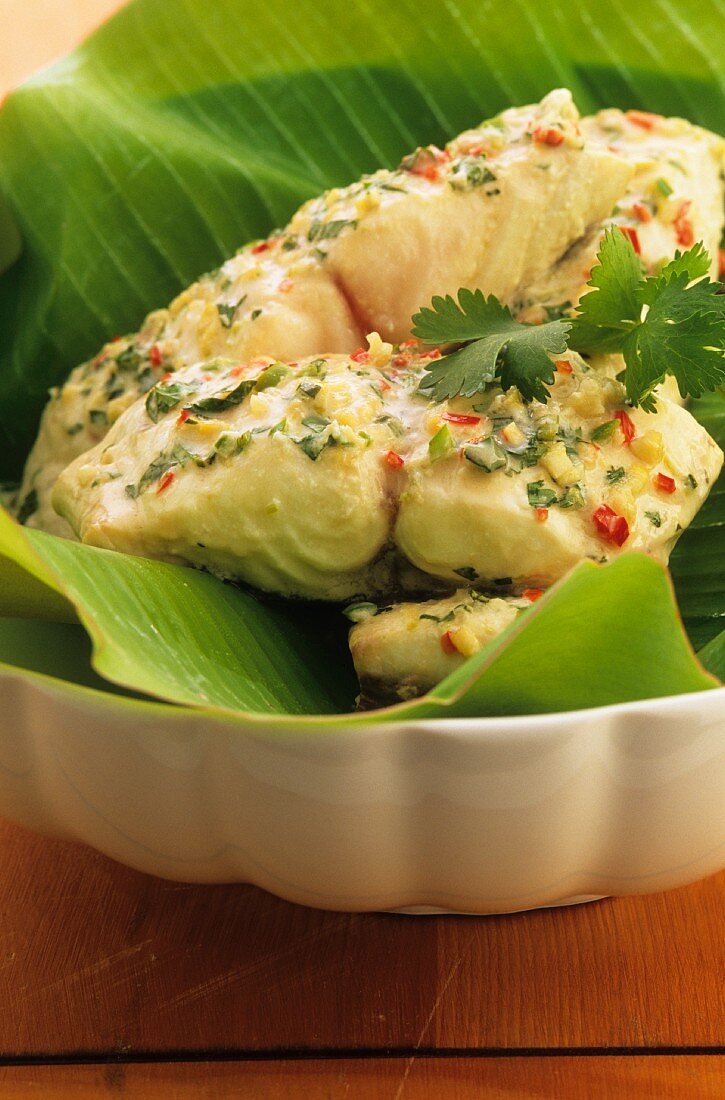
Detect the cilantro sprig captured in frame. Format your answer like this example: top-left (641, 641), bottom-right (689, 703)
top-left (413, 230), bottom-right (724, 408)
top-left (569, 230), bottom-right (724, 410)
top-left (413, 289), bottom-right (570, 402)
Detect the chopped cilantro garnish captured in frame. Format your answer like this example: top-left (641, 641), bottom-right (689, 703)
top-left (301, 414), bottom-right (331, 433)
top-left (254, 363), bottom-right (291, 391)
top-left (655, 178), bottom-right (673, 197)
top-left (146, 381), bottom-right (195, 422)
top-left (217, 297), bottom-right (246, 328)
top-left (686, 473), bottom-right (698, 490)
top-left (591, 419), bottom-right (619, 442)
top-left (307, 219), bottom-right (357, 242)
top-left (526, 480), bottom-right (558, 508)
top-left (214, 431), bottom-right (252, 458)
top-left (185, 378), bottom-right (254, 414)
top-left (606, 466), bottom-right (626, 484)
top-left (298, 378), bottom-right (322, 399)
top-left (645, 510), bottom-right (662, 527)
top-left (449, 158), bottom-right (496, 192)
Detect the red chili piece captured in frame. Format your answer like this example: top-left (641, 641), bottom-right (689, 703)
top-left (385, 450), bottom-right (405, 469)
top-left (632, 202), bottom-right (652, 223)
top-left (532, 127), bottom-right (564, 146)
top-left (251, 241), bottom-right (271, 254)
top-left (654, 472), bottom-right (676, 494)
top-left (351, 347), bottom-right (369, 364)
top-left (149, 345), bottom-right (163, 367)
top-left (617, 225), bottom-right (641, 254)
top-left (442, 413), bottom-right (481, 426)
top-left (614, 409), bottom-right (636, 445)
top-left (592, 504), bottom-right (630, 547)
top-left (534, 507), bottom-right (549, 523)
top-left (156, 471), bottom-right (175, 494)
top-left (626, 110), bottom-right (662, 130)
top-left (555, 359), bottom-right (573, 374)
top-left (177, 409), bottom-right (191, 425)
top-left (523, 588), bottom-right (544, 602)
top-left (674, 201), bottom-right (694, 247)
top-left (440, 630), bottom-right (457, 655)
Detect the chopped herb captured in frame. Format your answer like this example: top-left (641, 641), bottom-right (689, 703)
top-left (301, 414), bottom-right (330, 433)
top-left (66, 423), bottom-right (83, 436)
top-left (251, 309), bottom-right (263, 320)
top-left (686, 473), bottom-right (698, 490)
top-left (453, 566), bottom-right (479, 582)
top-left (269, 419), bottom-right (287, 437)
top-left (217, 297), bottom-right (246, 328)
top-left (419, 609), bottom-right (457, 624)
top-left (281, 237), bottom-right (298, 251)
top-left (89, 409), bottom-right (108, 427)
top-left (296, 434), bottom-right (329, 461)
top-left (146, 381), bottom-right (196, 422)
top-left (449, 157), bottom-right (496, 191)
top-left (298, 378), bottom-right (322, 399)
top-left (526, 480), bottom-right (558, 508)
top-left (428, 424), bottom-right (456, 463)
top-left (307, 218), bottom-right (357, 242)
top-left (125, 444), bottom-right (193, 499)
top-left (185, 378), bottom-right (254, 414)
top-left (17, 489), bottom-right (38, 525)
top-left (558, 483), bottom-right (587, 509)
top-left (303, 359), bottom-right (328, 379)
top-left (645, 510), bottom-right (662, 527)
top-left (214, 431), bottom-right (252, 458)
top-left (655, 178), bottom-right (674, 197)
top-left (591, 419), bottom-right (619, 442)
top-left (116, 345), bottom-right (142, 370)
top-left (254, 363), bottom-right (291, 391)
top-left (606, 466), bottom-right (626, 484)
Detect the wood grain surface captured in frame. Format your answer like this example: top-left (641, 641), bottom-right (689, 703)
top-left (0, 820), bottom-right (722, 1063)
top-left (0, 1057), bottom-right (723, 1099)
top-left (1, 1), bottom-right (724, 1095)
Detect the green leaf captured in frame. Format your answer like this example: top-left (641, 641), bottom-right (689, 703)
top-left (409, 555), bottom-right (715, 718)
top-left (0, 0), bottom-right (721, 720)
top-left (0, 504), bottom-right (715, 719)
top-left (669, 390), bottom-right (725, 656)
top-left (415, 291), bottom-right (568, 402)
top-left (570, 227), bottom-right (644, 353)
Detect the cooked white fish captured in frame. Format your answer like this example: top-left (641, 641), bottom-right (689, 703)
top-left (349, 589), bottom-right (532, 706)
top-left (19, 89), bottom-right (633, 537)
top-left (53, 340), bottom-right (722, 601)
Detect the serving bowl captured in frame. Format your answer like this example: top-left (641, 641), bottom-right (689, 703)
top-left (1, 0), bottom-right (723, 911)
top-left (2, 663), bottom-right (722, 911)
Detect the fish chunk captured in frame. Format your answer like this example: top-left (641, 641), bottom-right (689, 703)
top-left (52, 340), bottom-right (722, 601)
top-left (19, 89), bottom-right (632, 537)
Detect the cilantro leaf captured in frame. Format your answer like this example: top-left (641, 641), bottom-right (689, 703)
top-left (413, 290), bottom-right (569, 402)
top-left (568, 228), bottom-right (643, 353)
top-left (570, 231), bottom-right (724, 409)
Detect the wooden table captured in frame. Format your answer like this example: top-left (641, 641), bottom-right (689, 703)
top-left (2, 2), bottom-right (724, 1095)
top-left (0, 820), bottom-right (721, 1097)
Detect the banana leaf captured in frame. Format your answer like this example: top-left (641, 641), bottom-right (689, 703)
top-left (0, 0), bottom-right (721, 718)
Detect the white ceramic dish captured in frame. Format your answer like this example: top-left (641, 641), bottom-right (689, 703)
top-left (1, 663), bottom-right (722, 912)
